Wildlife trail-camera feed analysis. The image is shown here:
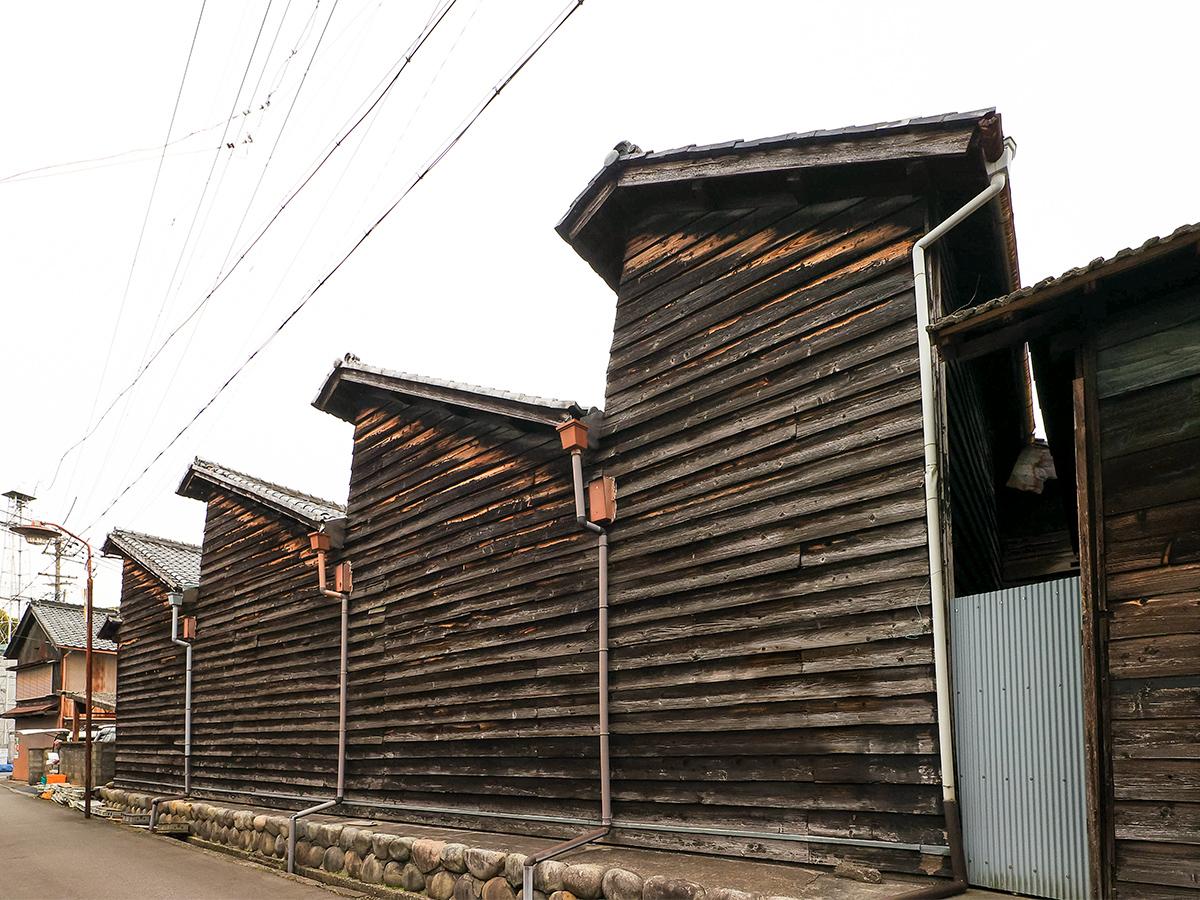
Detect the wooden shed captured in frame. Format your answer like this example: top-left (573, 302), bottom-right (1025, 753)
top-left (932, 223), bottom-right (1200, 898)
top-left (176, 457), bottom-right (347, 803)
top-left (101, 529), bottom-right (201, 792)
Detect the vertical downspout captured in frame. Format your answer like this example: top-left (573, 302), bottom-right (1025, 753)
top-left (523, 424), bottom-right (612, 900)
top-left (569, 448), bottom-right (612, 828)
top-left (901, 139), bottom-right (1015, 897)
top-left (169, 595), bottom-right (194, 796)
top-left (149, 589), bottom-right (194, 832)
top-left (287, 538), bottom-right (351, 875)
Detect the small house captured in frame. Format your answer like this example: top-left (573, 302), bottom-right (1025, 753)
top-left (2, 599), bottom-right (118, 782)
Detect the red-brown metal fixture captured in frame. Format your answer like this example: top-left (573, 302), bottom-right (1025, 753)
top-left (287, 529), bottom-right (353, 875)
top-left (524, 419), bottom-right (615, 900)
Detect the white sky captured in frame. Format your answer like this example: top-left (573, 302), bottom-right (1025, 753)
top-left (3, 0), bottom-right (1198, 606)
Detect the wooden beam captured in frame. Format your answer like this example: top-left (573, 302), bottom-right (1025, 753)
top-left (1074, 331), bottom-right (1113, 898)
top-left (616, 128), bottom-right (976, 189)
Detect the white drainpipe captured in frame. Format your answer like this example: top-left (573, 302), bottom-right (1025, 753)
top-left (912, 138), bottom-right (1015, 875)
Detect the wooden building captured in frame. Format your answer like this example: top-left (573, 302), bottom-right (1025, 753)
top-left (134, 108), bottom-right (1200, 898)
top-left (101, 528), bottom-right (201, 792)
top-left (932, 223), bottom-right (1200, 898)
top-left (554, 109), bottom-right (1018, 875)
top-left (104, 111), bottom-right (1036, 883)
top-left (312, 359), bottom-right (600, 830)
top-left (175, 457), bottom-right (347, 802)
top-left (2, 599), bottom-right (118, 782)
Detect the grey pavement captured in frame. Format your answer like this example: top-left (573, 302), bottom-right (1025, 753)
top-left (0, 782), bottom-right (353, 900)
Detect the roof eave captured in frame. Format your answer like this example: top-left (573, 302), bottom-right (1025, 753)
top-left (177, 465), bottom-right (333, 531)
top-left (932, 223), bottom-right (1200, 357)
top-left (558, 111), bottom-right (1000, 290)
top-left (315, 364), bottom-right (586, 430)
top-left (101, 531), bottom-right (196, 592)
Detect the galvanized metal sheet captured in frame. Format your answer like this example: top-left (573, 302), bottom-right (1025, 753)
top-left (951, 576), bottom-right (1089, 899)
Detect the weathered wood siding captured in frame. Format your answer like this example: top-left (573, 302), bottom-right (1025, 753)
top-left (595, 195), bottom-right (946, 874)
top-left (946, 359), bottom-right (1003, 595)
top-left (340, 399), bottom-right (597, 831)
top-left (1094, 287), bottom-right (1200, 897)
top-left (190, 494), bottom-right (341, 798)
top-left (113, 558), bottom-right (185, 791)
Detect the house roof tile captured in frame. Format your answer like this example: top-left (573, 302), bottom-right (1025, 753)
top-left (178, 458), bottom-right (346, 528)
top-left (102, 529), bottom-right (200, 591)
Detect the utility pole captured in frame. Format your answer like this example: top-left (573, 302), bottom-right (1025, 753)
top-left (53, 538), bottom-right (64, 601)
top-left (1, 488), bottom-right (36, 766)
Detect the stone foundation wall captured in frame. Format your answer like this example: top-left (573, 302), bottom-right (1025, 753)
top-left (99, 788), bottom-right (766, 900)
top-left (61, 742), bottom-right (116, 786)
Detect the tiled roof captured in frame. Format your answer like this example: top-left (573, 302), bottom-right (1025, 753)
top-left (314, 354), bottom-right (589, 428)
top-left (103, 529), bottom-right (200, 591)
top-left (29, 599), bottom-right (118, 653)
top-left (179, 458), bottom-right (346, 528)
top-left (933, 222), bottom-right (1200, 336)
top-left (1, 698), bottom-right (59, 718)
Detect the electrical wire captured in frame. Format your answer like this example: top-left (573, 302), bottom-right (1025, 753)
top-left (66, 0), bottom-right (278, 524)
top-left (0, 120), bottom-right (224, 184)
top-left (110, 0), bottom-right (339, 491)
top-left (46, 0), bottom-right (462, 500)
top-left (81, 0), bottom-right (586, 534)
top-left (50, 0), bottom-right (209, 494)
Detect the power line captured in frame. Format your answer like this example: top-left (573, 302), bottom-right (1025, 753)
top-left (0, 135), bottom-right (218, 185)
top-left (46, 0), bottom-right (462, 499)
top-left (213, 0), bottom-right (339, 280)
top-left (82, 0), bottom-right (586, 534)
top-left (110, 0), bottom-right (339, 492)
top-left (66, 0), bottom-right (278, 525)
top-left (52, 0), bottom-right (210, 499)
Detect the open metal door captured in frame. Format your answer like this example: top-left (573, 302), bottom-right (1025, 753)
top-left (951, 576), bottom-right (1090, 899)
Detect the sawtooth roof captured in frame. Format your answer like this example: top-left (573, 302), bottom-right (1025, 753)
top-left (102, 528), bottom-right (201, 591)
top-left (315, 354), bottom-right (590, 428)
top-left (177, 458), bottom-right (346, 528)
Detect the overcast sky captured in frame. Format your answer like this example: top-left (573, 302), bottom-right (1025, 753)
top-left (3, 1), bottom-right (1198, 606)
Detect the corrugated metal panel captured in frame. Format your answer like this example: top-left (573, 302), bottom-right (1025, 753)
top-left (951, 576), bottom-right (1089, 899)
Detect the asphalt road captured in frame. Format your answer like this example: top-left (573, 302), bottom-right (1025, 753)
top-left (0, 783), bottom-right (352, 900)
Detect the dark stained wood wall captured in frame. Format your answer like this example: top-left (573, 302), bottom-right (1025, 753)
top-left (189, 493), bottom-right (341, 798)
top-left (112, 559), bottom-right (185, 791)
top-left (339, 400), bottom-right (598, 832)
top-left (1092, 286), bottom-right (1200, 897)
top-left (946, 359), bottom-right (1003, 596)
top-left (594, 194), bottom-right (947, 875)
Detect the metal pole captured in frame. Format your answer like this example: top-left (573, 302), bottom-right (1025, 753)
top-left (83, 542), bottom-right (93, 819)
